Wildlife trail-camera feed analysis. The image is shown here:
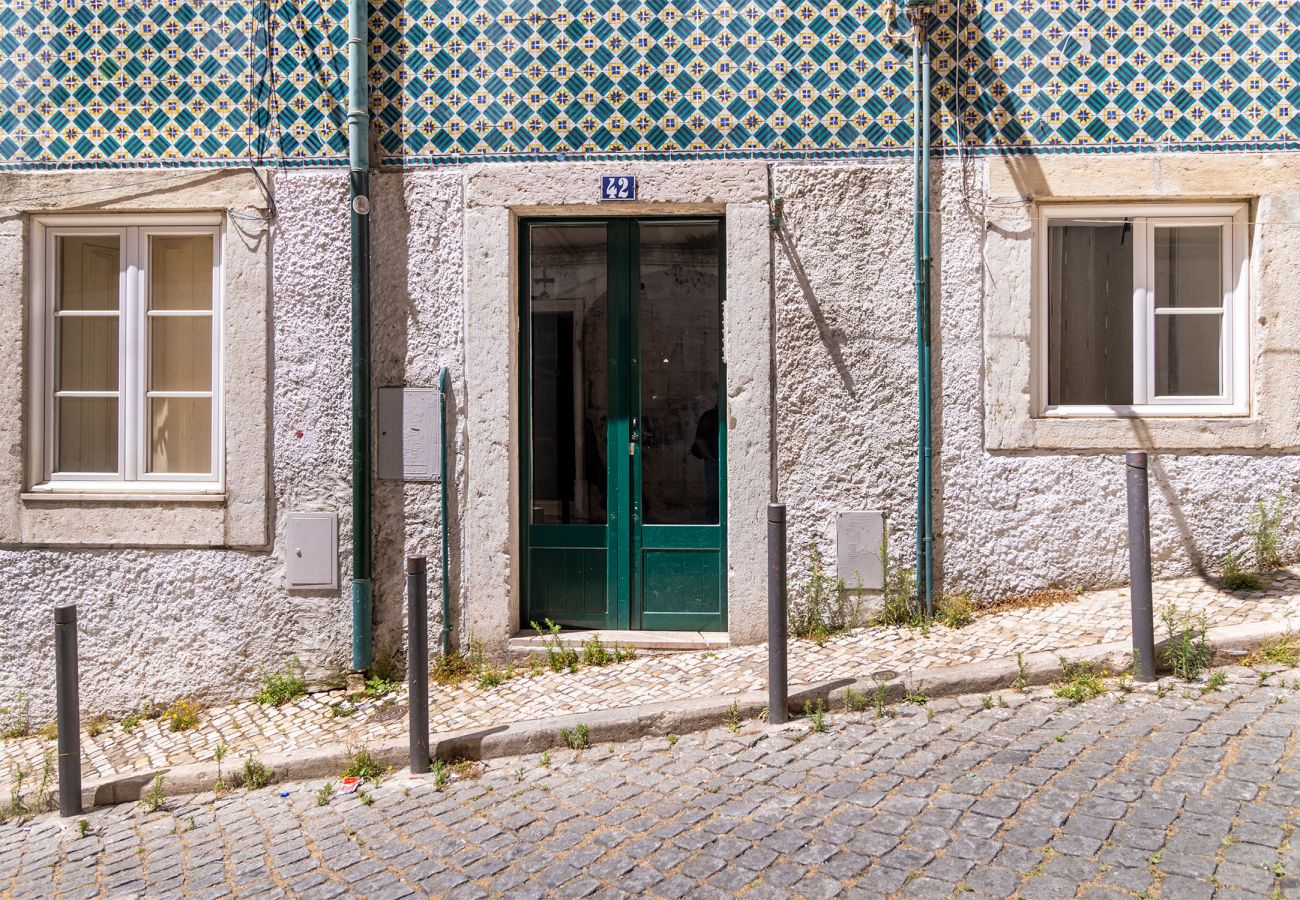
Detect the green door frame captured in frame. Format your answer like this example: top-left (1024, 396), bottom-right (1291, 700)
top-left (519, 216), bottom-right (727, 633)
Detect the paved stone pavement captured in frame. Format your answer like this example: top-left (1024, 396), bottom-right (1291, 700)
top-left (2, 569), bottom-right (1297, 800)
top-left (4, 665), bottom-right (1300, 898)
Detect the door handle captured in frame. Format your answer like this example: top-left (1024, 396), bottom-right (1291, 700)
top-left (629, 416), bottom-right (639, 457)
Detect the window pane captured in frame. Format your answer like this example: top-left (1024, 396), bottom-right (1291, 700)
top-left (56, 397), bottom-right (117, 472)
top-left (150, 397), bottom-right (212, 474)
top-left (57, 235), bottom-right (119, 311)
top-left (1155, 227), bottom-right (1222, 309)
top-left (150, 316), bottom-right (212, 391)
top-left (1155, 315), bottom-right (1221, 397)
top-left (149, 235), bottom-right (213, 310)
top-left (528, 224), bottom-right (608, 525)
top-left (1047, 223), bottom-right (1134, 406)
top-left (57, 317), bottom-right (118, 391)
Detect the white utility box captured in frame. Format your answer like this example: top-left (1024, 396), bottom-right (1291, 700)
top-left (836, 510), bottom-right (885, 590)
top-left (378, 387), bottom-right (442, 482)
top-left (285, 512), bottom-right (338, 589)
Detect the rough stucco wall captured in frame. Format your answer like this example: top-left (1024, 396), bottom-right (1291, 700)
top-left (774, 159), bottom-right (1300, 607)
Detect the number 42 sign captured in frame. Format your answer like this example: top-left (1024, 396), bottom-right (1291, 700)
top-left (600, 175), bottom-right (636, 201)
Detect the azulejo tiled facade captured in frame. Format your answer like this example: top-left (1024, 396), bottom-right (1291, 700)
top-left (1, 0), bottom-right (1298, 167)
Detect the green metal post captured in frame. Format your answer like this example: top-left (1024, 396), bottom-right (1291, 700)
top-left (348, 0), bottom-right (373, 671)
top-left (438, 366), bottom-right (451, 658)
top-left (909, 0), bottom-right (935, 618)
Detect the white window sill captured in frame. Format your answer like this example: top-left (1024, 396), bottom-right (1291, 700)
top-left (1040, 405), bottom-right (1249, 419)
top-left (22, 488), bottom-right (225, 503)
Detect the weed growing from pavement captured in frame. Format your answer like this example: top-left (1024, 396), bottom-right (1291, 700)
top-left (476, 661), bottom-right (514, 689)
top-left (256, 658), bottom-right (306, 707)
top-left (578, 635), bottom-right (634, 667)
top-left (315, 782), bottom-right (333, 806)
top-left (364, 675), bottom-right (400, 699)
top-left (936, 592), bottom-right (974, 629)
top-left (724, 702), bottom-right (742, 733)
top-left (359, 790), bottom-right (374, 806)
top-left (1161, 604), bottom-right (1211, 680)
top-left (0, 691), bottom-right (30, 740)
top-left (844, 688), bottom-right (872, 714)
top-left (561, 723), bottom-right (591, 750)
top-left (980, 695), bottom-right (994, 710)
top-left (431, 651), bottom-right (476, 685)
top-left (164, 697), bottom-right (202, 732)
top-left (1251, 494), bottom-right (1287, 572)
top-left (666, 734), bottom-right (679, 747)
top-left (791, 543), bottom-right (858, 643)
top-left (538, 750), bottom-right (550, 768)
top-left (85, 713), bottom-right (110, 738)
top-left (874, 531), bottom-right (922, 629)
top-left (533, 620), bottom-right (580, 672)
top-left (431, 758), bottom-right (450, 790)
top-left (1221, 550), bottom-right (1262, 591)
top-left (807, 700), bottom-right (828, 733)
top-left (77, 819), bottom-right (90, 838)
top-left (1248, 633), bottom-right (1300, 668)
top-left (1053, 660), bottom-right (1107, 704)
top-left (241, 755), bottom-right (272, 790)
top-left (212, 743), bottom-right (229, 795)
top-left (342, 747), bottom-right (386, 783)
top-left (904, 692), bottom-right (929, 706)
top-left (873, 682), bottom-right (893, 719)
top-left (1203, 672), bottom-right (1228, 693)
top-left (140, 774), bottom-right (167, 813)
top-left (330, 702), bottom-right (357, 718)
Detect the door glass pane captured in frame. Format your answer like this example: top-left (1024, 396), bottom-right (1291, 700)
top-left (639, 221), bottom-right (721, 525)
top-left (56, 397), bottom-right (117, 472)
top-left (1047, 223), bottom-right (1134, 406)
top-left (57, 316), bottom-right (118, 391)
top-left (1154, 227), bottom-right (1222, 309)
top-left (150, 316), bottom-right (212, 391)
top-left (150, 235), bottom-right (213, 310)
top-left (56, 235), bottom-right (119, 310)
top-left (529, 224), bottom-right (608, 525)
top-left (150, 397), bottom-right (212, 474)
top-left (1155, 314), bottom-right (1221, 397)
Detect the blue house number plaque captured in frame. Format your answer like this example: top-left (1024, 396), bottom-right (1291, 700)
top-left (600, 175), bottom-right (636, 200)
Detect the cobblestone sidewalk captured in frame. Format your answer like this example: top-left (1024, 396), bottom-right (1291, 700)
top-left (2, 570), bottom-right (1297, 800)
top-left (4, 666), bottom-right (1299, 897)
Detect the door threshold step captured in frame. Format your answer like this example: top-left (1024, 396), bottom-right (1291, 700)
top-left (508, 629), bottom-right (729, 654)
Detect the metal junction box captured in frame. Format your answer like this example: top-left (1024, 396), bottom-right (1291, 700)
top-left (378, 387), bottom-right (442, 482)
top-left (836, 510), bottom-right (884, 590)
top-left (285, 512), bottom-right (338, 590)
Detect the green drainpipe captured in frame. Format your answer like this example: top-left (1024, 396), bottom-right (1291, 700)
top-left (908, 0), bottom-right (935, 618)
top-left (348, 0), bottom-right (373, 671)
top-left (438, 366), bottom-right (451, 658)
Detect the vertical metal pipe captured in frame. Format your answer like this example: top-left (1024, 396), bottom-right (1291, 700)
top-left (1126, 451), bottom-right (1156, 681)
top-left (438, 366), bottom-right (451, 659)
top-left (54, 603), bottom-right (81, 817)
top-left (768, 503), bottom-right (788, 725)
top-left (406, 556), bottom-right (430, 774)
top-left (348, 0), bottom-right (373, 672)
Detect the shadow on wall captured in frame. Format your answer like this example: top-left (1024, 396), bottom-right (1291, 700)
top-left (774, 225), bottom-right (857, 402)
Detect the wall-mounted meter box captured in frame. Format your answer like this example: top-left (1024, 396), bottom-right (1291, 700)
top-left (836, 510), bottom-right (884, 590)
top-left (285, 512), bottom-right (338, 590)
top-left (378, 387), bottom-right (442, 482)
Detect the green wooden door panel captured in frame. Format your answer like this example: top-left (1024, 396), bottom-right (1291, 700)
top-left (639, 548), bottom-right (724, 631)
top-left (527, 547), bottom-right (607, 629)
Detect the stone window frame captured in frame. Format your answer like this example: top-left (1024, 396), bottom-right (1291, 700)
top-left (0, 171), bottom-right (271, 548)
top-left (27, 213), bottom-right (226, 494)
top-left (983, 154), bottom-right (1300, 453)
top-left (1033, 201), bottom-right (1250, 419)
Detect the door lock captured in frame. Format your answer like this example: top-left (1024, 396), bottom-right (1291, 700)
top-left (629, 416), bottom-right (640, 457)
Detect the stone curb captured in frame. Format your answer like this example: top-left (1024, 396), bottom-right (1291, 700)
top-left (78, 616), bottom-right (1299, 809)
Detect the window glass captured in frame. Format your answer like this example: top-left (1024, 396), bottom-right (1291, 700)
top-left (150, 397), bottom-right (212, 474)
top-left (56, 397), bottom-right (117, 473)
top-left (1047, 223), bottom-right (1133, 406)
top-left (1154, 227), bottom-right (1222, 308)
top-left (1154, 315), bottom-right (1221, 397)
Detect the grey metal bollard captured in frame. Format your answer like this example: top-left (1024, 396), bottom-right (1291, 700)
top-left (1126, 451), bottom-right (1157, 682)
top-left (768, 503), bottom-right (788, 725)
top-left (54, 603), bottom-right (82, 817)
top-left (406, 556), bottom-right (430, 775)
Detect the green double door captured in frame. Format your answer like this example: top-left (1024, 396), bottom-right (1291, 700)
top-left (521, 218), bottom-right (726, 633)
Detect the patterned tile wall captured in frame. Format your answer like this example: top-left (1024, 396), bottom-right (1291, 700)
top-left (1, 0), bottom-right (1297, 167)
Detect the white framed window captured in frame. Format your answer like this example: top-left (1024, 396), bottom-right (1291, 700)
top-left (28, 214), bottom-right (223, 492)
top-left (1037, 203), bottom-right (1249, 417)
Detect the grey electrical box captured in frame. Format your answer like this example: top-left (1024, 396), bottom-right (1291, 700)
top-left (285, 512), bottom-right (338, 589)
top-left (378, 387), bottom-right (442, 482)
top-left (836, 510), bottom-right (885, 590)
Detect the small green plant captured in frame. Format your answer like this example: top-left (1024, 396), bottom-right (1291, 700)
top-left (85, 714), bottom-right (110, 738)
top-left (666, 733), bottom-right (679, 747)
top-left (140, 774), bottom-right (167, 813)
top-left (77, 819), bottom-right (89, 838)
top-left (937, 591), bottom-right (975, 629)
top-left (539, 750), bottom-right (550, 768)
top-left (0, 692), bottom-right (31, 740)
top-left (613, 643), bottom-right (636, 663)
top-left (1053, 660), bottom-right (1107, 704)
top-left (1012, 652), bottom-right (1029, 691)
top-left (342, 747), bottom-right (386, 783)
top-left (330, 702), bottom-right (357, 718)
top-left (580, 635), bottom-right (612, 666)
top-left (807, 700), bottom-right (828, 733)
top-left (476, 662), bottom-right (514, 689)
top-left (561, 723), bottom-right (590, 750)
top-left (212, 743), bottom-right (229, 795)
top-left (256, 658), bottom-right (306, 707)
top-left (38, 722), bottom-right (57, 742)
top-left (1221, 551), bottom-right (1262, 591)
top-left (164, 697), bottom-right (202, 733)
top-left (790, 543), bottom-right (857, 643)
top-left (1248, 633), bottom-right (1300, 668)
top-left (724, 701), bottom-right (743, 733)
top-left (1161, 603), bottom-right (1211, 681)
top-left (241, 755), bottom-right (272, 790)
top-left (845, 687), bottom-right (872, 713)
top-left (431, 758), bottom-right (450, 790)
top-left (904, 692), bottom-right (929, 706)
top-left (532, 619), bottom-right (580, 672)
top-left (997, 694), bottom-right (1009, 708)
top-left (1251, 494), bottom-right (1287, 572)
top-left (1203, 671), bottom-right (1227, 693)
top-left (431, 651), bottom-right (475, 685)
top-left (873, 681), bottom-right (892, 719)
top-left (874, 530), bottom-right (922, 628)
top-left (981, 695), bottom-right (994, 710)
top-left (359, 790), bottom-right (374, 806)
top-left (315, 782), bottom-right (333, 806)
top-left (364, 675), bottom-right (400, 699)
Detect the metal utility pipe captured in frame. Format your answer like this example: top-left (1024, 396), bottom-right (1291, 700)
top-left (1126, 451), bottom-right (1157, 681)
top-left (909, 0), bottom-right (936, 618)
top-left (348, 0), bottom-right (373, 671)
top-left (438, 366), bottom-right (451, 658)
top-left (767, 503), bottom-right (789, 725)
top-left (54, 603), bottom-right (82, 817)
top-left (407, 556), bottom-right (430, 774)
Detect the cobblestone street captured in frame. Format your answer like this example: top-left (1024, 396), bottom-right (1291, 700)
top-left (4, 666), bottom-right (1299, 898)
